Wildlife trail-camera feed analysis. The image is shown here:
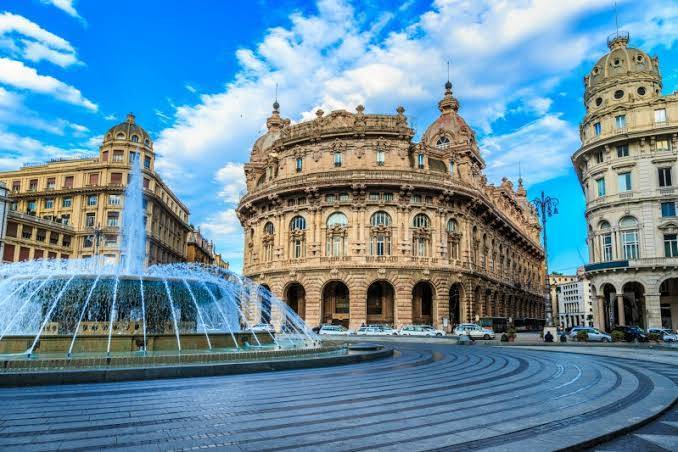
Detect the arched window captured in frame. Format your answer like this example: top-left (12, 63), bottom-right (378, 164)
top-left (116, 132), bottom-right (125, 139)
top-left (327, 212), bottom-right (348, 227)
top-left (326, 212), bottom-right (348, 257)
top-left (264, 222), bottom-right (274, 234)
top-left (619, 216), bottom-right (639, 259)
top-left (436, 136), bottom-right (450, 149)
top-left (369, 211), bottom-right (392, 256)
top-left (598, 220), bottom-right (613, 261)
top-left (131, 135), bottom-right (139, 143)
top-left (144, 139), bottom-right (150, 146)
top-left (417, 153), bottom-right (425, 169)
top-left (447, 219), bottom-right (460, 260)
top-left (290, 216), bottom-right (306, 230)
top-left (413, 213), bottom-right (430, 228)
top-left (447, 219), bottom-right (457, 232)
top-left (370, 211), bottom-right (391, 226)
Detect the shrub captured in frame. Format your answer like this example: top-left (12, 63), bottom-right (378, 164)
top-left (507, 327), bottom-right (517, 339)
top-left (647, 333), bottom-right (662, 343)
top-left (576, 330), bottom-right (588, 342)
top-left (611, 330), bottom-right (625, 342)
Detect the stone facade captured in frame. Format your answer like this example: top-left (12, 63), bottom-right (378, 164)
top-left (572, 32), bottom-right (678, 331)
top-left (549, 273), bottom-right (577, 320)
top-left (0, 114), bottom-right (191, 266)
top-left (237, 84), bottom-right (546, 330)
top-left (186, 227), bottom-right (216, 265)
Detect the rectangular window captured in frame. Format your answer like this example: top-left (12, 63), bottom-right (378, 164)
top-left (412, 194), bottom-right (422, 203)
top-left (83, 235), bottom-right (94, 248)
top-left (21, 226), bottom-right (32, 239)
top-left (618, 172), bottom-right (632, 192)
top-left (664, 234), bottom-right (678, 258)
top-left (294, 239), bottom-right (302, 258)
top-left (107, 212), bottom-right (119, 227)
top-left (656, 139), bottom-right (670, 152)
top-left (101, 150), bottom-right (109, 162)
top-left (62, 197), bottom-right (72, 208)
top-left (615, 115), bottom-right (626, 129)
top-left (64, 176), bottom-right (74, 188)
top-left (593, 122), bottom-right (601, 136)
top-left (144, 156), bottom-right (151, 169)
top-left (105, 234), bottom-right (117, 246)
top-left (369, 192), bottom-right (379, 201)
top-left (616, 144), bottom-right (629, 157)
top-left (44, 198), bottom-right (54, 209)
top-left (334, 153), bottom-right (342, 167)
top-left (18, 247), bottom-right (30, 261)
top-left (658, 167), bottom-right (672, 187)
top-left (143, 178), bottom-right (150, 189)
top-left (88, 173), bottom-right (99, 186)
top-left (622, 231), bottom-right (639, 259)
top-left (11, 180), bottom-right (20, 192)
top-left (339, 192), bottom-right (349, 201)
top-left (26, 200), bottom-right (36, 214)
top-left (417, 153), bottom-right (425, 169)
top-left (87, 195), bottom-right (97, 206)
top-left (112, 150), bottom-right (124, 162)
top-left (36, 229), bottom-right (46, 242)
top-left (449, 161), bottom-right (455, 175)
top-left (29, 179), bottom-right (38, 191)
top-left (325, 194), bottom-right (335, 202)
top-left (108, 194), bottom-right (121, 205)
top-left (3, 243), bottom-right (15, 262)
top-left (596, 177), bottom-right (606, 197)
top-left (594, 149), bottom-right (604, 163)
top-left (46, 177), bottom-right (56, 189)
top-left (61, 214), bottom-right (70, 226)
top-left (296, 157), bottom-right (303, 173)
top-left (602, 233), bottom-right (613, 261)
top-left (383, 192), bottom-right (393, 201)
top-left (376, 149), bottom-right (385, 165)
top-left (655, 108), bottom-right (667, 123)
top-left (110, 172), bottom-right (123, 185)
top-left (85, 213), bottom-right (95, 228)
top-left (661, 201), bottom-right (676, 217)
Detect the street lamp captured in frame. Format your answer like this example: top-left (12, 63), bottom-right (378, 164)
top-left (90, 223), bottom-right (104, 267)
top-left (532, 191), bottom-right (558, 328)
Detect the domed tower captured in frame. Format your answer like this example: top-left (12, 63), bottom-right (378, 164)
top-left (237, 85), bottom-right (545, 331)
top-left (101, 113), bottom-right (155, 171)
top-left (572, 32), bottom-right (678, 332)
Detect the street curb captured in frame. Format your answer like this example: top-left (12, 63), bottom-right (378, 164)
top-left (0, 346), bottom-right (394, 387)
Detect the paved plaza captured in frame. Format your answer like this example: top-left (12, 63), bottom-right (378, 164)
top-left (0, 342), bottom-right (676, 451)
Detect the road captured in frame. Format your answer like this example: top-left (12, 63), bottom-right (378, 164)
top-left (0, 341), bottom-right (675, 451)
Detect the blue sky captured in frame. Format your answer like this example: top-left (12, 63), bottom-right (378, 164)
top-left (1, 0), bottom-right (677, 273)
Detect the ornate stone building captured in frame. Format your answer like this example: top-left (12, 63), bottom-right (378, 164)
top-left (237, 83), bottom-right (546, 330)
top-left (0, 114), bottom-right (191, 266)
top-left (572, 32), bottom-right (678, 331)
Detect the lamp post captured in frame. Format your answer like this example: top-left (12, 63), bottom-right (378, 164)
top-left (532, 191), bottom-right (558, 328)
top-left (90, 223), bottom-right (104, 267)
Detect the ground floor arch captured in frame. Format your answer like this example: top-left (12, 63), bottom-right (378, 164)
top-left (366, 280), bottom-right (395, 325)
top-left (412, 281), bottom-right (434, 325)
top-left (659, 278), bottom-right (678, 330)
top-left (448, 283), bottom-right (463, 326)
top-left (322, 281), bottom-right (350, 327)
top-left (602, 283), bottom-right (616, 331)
top-left (622, 281), bottom-right (645, 328)
top-left (285, 283), bottom-right (306, 320)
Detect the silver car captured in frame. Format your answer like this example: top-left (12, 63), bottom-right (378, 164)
top-left (569, 327), bottom-right (611, 342)
top-left (648, 328), bottom-right (678, 342)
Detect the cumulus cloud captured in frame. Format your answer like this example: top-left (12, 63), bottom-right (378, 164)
top-left (215, 162), bottom-right (247, 203)
top-left (0, 57), bottom-right (97, 111)
top-left (0, 13), bottom-right (81, 67)
top-left (40, 0), bottom-right (84, 22)
top-left (0, 127), bottom-right (90, 169)
top-left (199, 210), bottom-right (243, 243)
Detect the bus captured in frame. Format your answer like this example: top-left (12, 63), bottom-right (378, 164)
top-left (514, 318), bottom-right (545, 332)
top-left (479, 317), bottom-right (509, 333)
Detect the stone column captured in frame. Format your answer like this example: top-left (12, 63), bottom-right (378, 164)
top-left (595, 295), bottom-right (605, 330)
top-left (616, 294), bottom-right (625, 326)
top-left (644, 293), bottom-right (662, 329)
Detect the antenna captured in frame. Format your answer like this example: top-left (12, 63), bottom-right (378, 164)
top-left (275, 82), bottom-right (278, 103)
top-left (518, 161), bottom-right (522, 180)
top-left (447, 60), bottom-right (450, 82)
top-left (614, 1), bottom-right (619, 36)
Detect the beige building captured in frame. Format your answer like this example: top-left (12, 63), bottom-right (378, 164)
top-left (555, 268), bottom-right (595, 328)
top-left (572, 32), bottom-right (678, 331)
top-left (237, 84), bottom-right (546, 330)
top-left (186, 227), bottom-right (216, 265)
top-left (549, 273), bottom-right (577, 320)
top-left (0, 114), bottom-right (191, 266)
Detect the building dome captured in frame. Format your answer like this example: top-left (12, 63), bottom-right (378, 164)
top-left (584, 32), bottom-right (661, 103)
top-left (104, 113), bottom-right (152, 146)
top-left (421, 82), bottom-right (482, 164)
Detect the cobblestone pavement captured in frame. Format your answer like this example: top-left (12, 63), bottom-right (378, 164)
top-left (0, 343), bottom-right (675, 451)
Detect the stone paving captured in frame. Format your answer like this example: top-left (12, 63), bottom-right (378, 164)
top-left (0, 342), bottom-right (675, 451)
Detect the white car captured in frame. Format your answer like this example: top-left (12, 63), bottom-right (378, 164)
top-left (250, 323), bottom-right (275, 333)
top-left (569, 326), bottom-right (611, 342)
top-left (356, 326), bottom-right (395, 336)
top-left (648, 328), bottom-right (678, 342)
top-left (453, 323), bottom-right (495, 340)
top-left (318, 324), bottom-right (353, 336)
top-left (397, 325), bottom-right (445, 337)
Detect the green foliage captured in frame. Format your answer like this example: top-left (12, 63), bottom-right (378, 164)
top-left (611, 330), bottom-right (625, 342)
top-left (507, 327), bottom-right (517, 338)
top-left (576, 330), bottom-right (588, 342)
top-left (647, 333), bottom-right (662, 342)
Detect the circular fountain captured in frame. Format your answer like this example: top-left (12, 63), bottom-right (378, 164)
top-left (0, 156), bottom-right (354, 383)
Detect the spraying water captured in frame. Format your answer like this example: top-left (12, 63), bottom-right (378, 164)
top-left (121, 152), bottom-right (146, 275)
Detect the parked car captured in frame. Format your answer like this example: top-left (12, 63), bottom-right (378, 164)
top-left (648, 328), bottom-right (678, 343)
top-left (250, 323), bottom-right (275, 333)
top-left (611, 325), bottom-right (648, 342)
top-left (318, 324), bottom-right (353, 336)
top-left (356, 325), bottom-right (396, 336)
top-left (453, 323), bottom-right (495, 340)
top-left (568, 326), bottom-right (611, 342)
top-left (398, 325), bottom-right (445, 337)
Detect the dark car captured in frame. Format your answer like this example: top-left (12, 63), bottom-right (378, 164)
top-left (611, 326), bottom-right (648, 342)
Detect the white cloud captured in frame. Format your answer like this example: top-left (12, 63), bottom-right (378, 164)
top-left (199, 210), bottom-right (243, 242)
top-left (40, 0), bottom-right (84, 21)
top-left (481, 114), bottom-right (580, 185)
top-left (215, 162), bottom-right (247, 203)
top-left (0, 127), bottom-right (89, 170)
top-left (104, 114), bottom-right (117, 121)
top-left (185, 84), bottom-right (197, 94)
top-left (0, 57), bottom-right (97, 111)
top-left (0, 13), bottom-right (81, 67)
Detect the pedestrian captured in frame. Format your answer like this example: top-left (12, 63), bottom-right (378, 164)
top-left (544, 330), bottom-right (554, 343)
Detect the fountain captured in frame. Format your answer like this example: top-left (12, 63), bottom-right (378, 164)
top-left (0, 155), bottom-right (323, 369)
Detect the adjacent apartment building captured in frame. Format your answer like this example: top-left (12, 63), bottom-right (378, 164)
top-left (572, 32), bottom-right (678, 331)
top-left (0, 114), bottom-right (192, 266)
